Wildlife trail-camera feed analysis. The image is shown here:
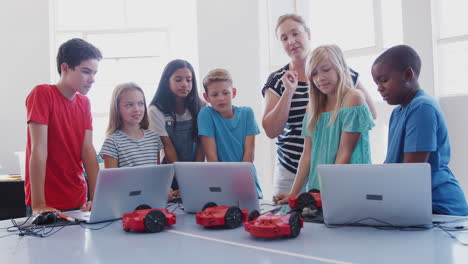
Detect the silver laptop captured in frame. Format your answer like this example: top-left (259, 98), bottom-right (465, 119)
top-left (63, 164), bottom-right (174, 223)
top-left (318, 163), bottom-right (432, 227)
top-left (174, 162), bottom-right (260, 213)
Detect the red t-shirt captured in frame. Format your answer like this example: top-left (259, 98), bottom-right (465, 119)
top-left (25, 84), bottom-right (92, 210)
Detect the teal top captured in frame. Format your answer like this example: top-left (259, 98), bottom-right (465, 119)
top-left (302, 104), bottom-right (375, 191)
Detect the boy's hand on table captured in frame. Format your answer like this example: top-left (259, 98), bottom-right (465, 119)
top-left (33, 204), bottom-right (60, 216)
top-left (273, 193), bottom-right (290, 204)
top-left (168, 189), bottom-right (180, 201)
top-left (81, 201), bottom-right (93, 211)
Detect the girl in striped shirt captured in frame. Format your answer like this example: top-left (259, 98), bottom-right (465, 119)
top-left (100, 82), bottom-right (163, 168)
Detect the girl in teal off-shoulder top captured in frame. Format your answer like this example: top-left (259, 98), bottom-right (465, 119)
top-left (274, 45), bottom-right (375, 204)
top-left (302, 105), bottom-right (374, 190)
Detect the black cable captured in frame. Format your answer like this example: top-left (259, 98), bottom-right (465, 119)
top-left (165, 198), bottom-right (184, 213)
top-left (1, 215), bottom-right (136, 238)
top-left (324, 217), bottom-right (433, 230)
top-left (11, 220), bottom-right (70, 238)
top-left (433, 218), bottom-right (468, 225)
top-left (165, 202), bottom-right (176, 209)
top-left (437, 226), bottom-right (468, 231)
top-left (434, 224), bottom-right (468, 246)
top-left (177, 203), bottom-right (185, 211)
top-left (165, 201), bottom-right (179, 212)
top-left (0, 216), bottom-right (86, 239)
top-left (432, 218), bottom-right (468, 245)
top-left (171, 203), bottom-right (181, 213)
top-left (7, 217), bottom-right (32, 230)
top-left (0, 219), bottom-right (30, 238)
top-left (258, 203), bottom-right (283, 215)
top-left (33, 225), bottom-right (67, 238)
top-left (79, 220), bottom-right (116, 230)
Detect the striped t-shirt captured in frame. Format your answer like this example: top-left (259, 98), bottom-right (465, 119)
top-left (261, 64), bottom-right (359, 174)
top-left (100, 129), bottom-right (163, 167)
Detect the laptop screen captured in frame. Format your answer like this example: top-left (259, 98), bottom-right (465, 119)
top-left (317, 163), bottom-right (432, 227)
top-left (174, 162), bottom-right (260, 213)
top-left (65, 164), bottom-right (174, 223)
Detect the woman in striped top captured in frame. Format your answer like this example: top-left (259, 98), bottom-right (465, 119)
top-left (262, 14), bottom-right (377, 195)
top-left (100, 82), bottom-right (163, 168)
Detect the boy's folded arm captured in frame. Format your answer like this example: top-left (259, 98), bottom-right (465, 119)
top-left (200, 136), bottom-right (218, 162)
top-left (81, 129), bottom-right (99, 201)
top-left (403, 152), bottom-right (430, 163)
top-left (242, 135), bottom-right (256, 163)
top-left (29, 122), bottom-right (52, 211)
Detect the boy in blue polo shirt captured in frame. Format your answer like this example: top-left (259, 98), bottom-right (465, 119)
top-left (372, 45), bottom-right (468, 215)
top-left (198, 69), bottom-right (263, 198)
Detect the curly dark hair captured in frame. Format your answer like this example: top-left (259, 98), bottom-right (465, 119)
top-left (373, 45), bottom-right (422, 77)
top-left (56, 38), bottom-right (102, 75)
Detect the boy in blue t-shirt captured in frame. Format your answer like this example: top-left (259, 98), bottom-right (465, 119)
top-left (198, 69), bottom-right (263, 198)
top-left (372, 45), bottom-right (468, 216)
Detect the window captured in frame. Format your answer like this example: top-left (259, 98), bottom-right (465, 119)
top-left (435, 0), bottom-right (468, 96)
top-left (309, 0), bottom-right (376, 51)
top-left (308, 0), bottom-right (403, 101)
top-left (51, 0), bottom-right (199, 149)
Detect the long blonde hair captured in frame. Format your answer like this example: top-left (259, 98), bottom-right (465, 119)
top-left (306, 45), bottom-right (353, 132)
top-left (106, 82), bottom-right (149, 135)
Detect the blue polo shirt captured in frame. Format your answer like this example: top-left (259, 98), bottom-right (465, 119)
top-left (198, 105), bottom-right (263, 198)
top-left (385, 90), bottom-right (468, 216)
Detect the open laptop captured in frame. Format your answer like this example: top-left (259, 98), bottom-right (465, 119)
top-left (174, 162), bottom-right (260, 213)
top-left (317, 163), bottom-right (432, 227)
top-left (63, 164), bottom-right (174, 223)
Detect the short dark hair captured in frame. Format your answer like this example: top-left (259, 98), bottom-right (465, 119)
top-left (373, 45), bottom-right (422, 77)
top-left (56, 38), bottom-right (102, 75)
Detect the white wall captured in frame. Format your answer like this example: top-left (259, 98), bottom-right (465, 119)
top-left (439, 96), bottom-right (468, 196)
top-left (0, 1), bottom-right (51, 174)
top-left (401, 0), bottom-right (437, 95)
top-left (197, 0), bottom-right (274, 199)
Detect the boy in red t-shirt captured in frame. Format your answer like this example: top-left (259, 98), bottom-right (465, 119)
top-left (25, 38), bottom-right (102, 215)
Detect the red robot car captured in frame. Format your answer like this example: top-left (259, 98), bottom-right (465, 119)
top-left (196, 202), bottom-right (248, 229)
top-left (244, 210), bottom-right (304, 238)
top-left (289, 189), bottom-right (322, 216)
top-left (122, 208), bottom-right (176, 233)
